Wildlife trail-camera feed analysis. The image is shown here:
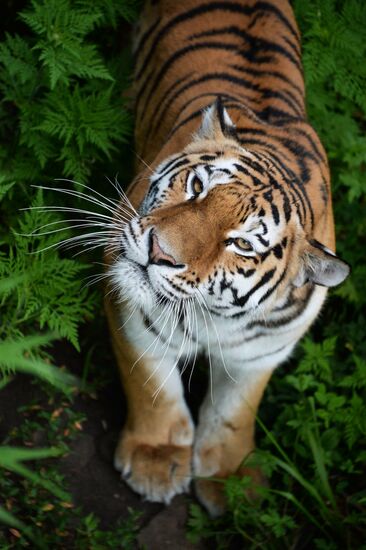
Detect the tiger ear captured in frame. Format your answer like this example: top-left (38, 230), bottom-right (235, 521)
top-left (195, 97), bottom-right (237, 141)
top-left (294, 239), bottom-right (350, 288)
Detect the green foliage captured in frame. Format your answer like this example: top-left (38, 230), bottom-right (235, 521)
top-left (0, 0), bottom-right (134, 365)
top-left (295, 0), bottom-right (366, 203)
top-left (76, 509), bottom-right (142, 550)
top-left (1, 192), bottom-right (95, 351)
top-left (0, 446), bottom-right (69, 548)
top-left (21, 0), bottom-right (112, 89)
top-left (0, 0), bottom-right (136, 544)
top-left (0, 0), bottom-right (132, 187)
top-left (0, 393), bottom-right (141, 548)
top-left (189, 339), bottom-right (366, 547)
top-left (0, 334), bottom-right (76, 390)
top-left (0, 447), bottom-right (68, 501)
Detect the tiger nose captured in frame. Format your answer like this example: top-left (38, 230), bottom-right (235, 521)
top-left (148, 231), bottom-right (177, 267)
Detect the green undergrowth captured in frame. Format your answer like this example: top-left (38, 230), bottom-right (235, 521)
top-left (0, 380), bottom-right (141, 549)
top-left (0, 0), bottom-right (139, 546)
top-left (0, 0), bottom-right (365, 548)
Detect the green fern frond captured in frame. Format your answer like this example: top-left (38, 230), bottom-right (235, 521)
top-left (39, 86), bottom-right (129, 153)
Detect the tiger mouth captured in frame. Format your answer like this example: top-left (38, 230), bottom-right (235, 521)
top-left (123, 256), bottom-right (183, 304)
top-left (129, 258), bottom-right (149, 283)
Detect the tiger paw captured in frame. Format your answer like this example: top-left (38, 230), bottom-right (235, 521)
top-left (194, 476), bottom-right (226, 517)
top-left (114, 438), bottom-right (192, 503)
top-left (194, 465), bottom-right (267, 517)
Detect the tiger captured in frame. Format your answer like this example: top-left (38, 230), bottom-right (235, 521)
top-left (104, 0), bottom-right (349, 516)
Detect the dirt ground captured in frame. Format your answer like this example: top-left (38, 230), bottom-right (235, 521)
top-left (0, 333), bottom-right (208, 549)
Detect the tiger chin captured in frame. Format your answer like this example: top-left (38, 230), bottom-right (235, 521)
top-left (104, 0), bottom-right (349, 517)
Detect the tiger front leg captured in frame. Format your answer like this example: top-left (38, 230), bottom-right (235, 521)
top-left (106, 298), bottom-right (194, 504)
top-left (193, 366), bottom-right (273, 516)
top-left (115, 395), bottom-right (194, 504)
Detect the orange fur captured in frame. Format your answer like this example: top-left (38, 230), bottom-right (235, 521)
top-left (104, 0), bottom-right (349, 514)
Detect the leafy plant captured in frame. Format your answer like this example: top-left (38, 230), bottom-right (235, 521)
top-left (0, 393), bottom-right (141, 548)
top-left (0, 0), bottom-right (137, 544)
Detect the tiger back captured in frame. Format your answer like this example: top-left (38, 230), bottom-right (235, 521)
top-left (105, 0), bottom-right (349, 516)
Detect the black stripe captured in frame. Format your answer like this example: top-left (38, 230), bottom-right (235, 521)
top-left (278, 137), bottom-right (319, 183)
top-left (189, 25), bottom-right (303, 74)
top-left (142, 313), bottom-right (165, 341)
top-left (235, 136), bottom-right (312, 227)
top-left (162, 276), bottom-right (190, 296)
top-left (133, 18), bottom-right (160, 64)
top-left (126, 223), bottom-right (138, 247)
top-left (136, 41), bottom-right (242, 114)
top-left (237, 267), bottom-right (255, 278)
top-left (266, 155), bottom-right (307, 225)
top-left (258, 267), bottom-right (287, 305)
top-left (262, 88), bottom-right (303, 118)
top-left (156, 157), bottom-right (190, 180)
top-left (248, 286), bottom-right (315, 328)
top-left (281, 34), bottom-right (301, 60)
top-left (238, 155), bottom-right (268, 174)
top-left (244, 344), bottom-right (289, 363)
top-left (221, 331), bottom-right (265, 347)
top-left (270, 202), bottom-right (280, 224)
top-left (273, 244), bottom-right (283, 259)
top-left (159, 281), bottom-right (181, 301)
top-left (257, 235), bottom-right (270, 247)
top-left (136, 42), bottom-right (242, 111)
top-left (255, 105), bottom-right (300, 123)
top-left (135, 1), bottom-right (299, 81)
top-left (142, 69), bottom-right (303, 143)
top-left (229, 63), bottom-right (304, 100)
top-left (200, 154), bottom-right (218, 161)
top-left (165, 93), bottom-right (246, 142)
top-left (232, 268), bottom-right (276, 309)
top-left (155, 153), bottom-right (189, 177)
top-left (136, 73), bottom-right (192, 126)
top-left (290, 127), bottom-right (326, 163)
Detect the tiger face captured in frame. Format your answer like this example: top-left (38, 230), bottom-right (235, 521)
top-left (111, 100), bottom-right (349, 318)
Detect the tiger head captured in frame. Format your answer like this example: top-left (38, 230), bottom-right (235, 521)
top-left (111, 99), bottom-right (349, 317)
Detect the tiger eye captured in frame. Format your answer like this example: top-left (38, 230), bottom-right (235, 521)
top-left (192, 176), bottom-right (203, 195)
top-left (234, 238), bottom-right (253, 252)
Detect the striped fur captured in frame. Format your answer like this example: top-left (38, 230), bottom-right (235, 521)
top-left (105, 0), bottom-right (349, 515)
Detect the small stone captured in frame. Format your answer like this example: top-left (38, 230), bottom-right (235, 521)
top-left (61, 434), bottom-right (95, 469)
top-left (137, 496), bottom-right (203, 550)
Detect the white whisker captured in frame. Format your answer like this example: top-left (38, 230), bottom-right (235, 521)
top-left (56, 178), bottom-right (129, 214)
top-left (22, 205), bottom-right (126, 224)
top-left (118, 304), bottom-right (139, 331)
top-left (152, 301), bottom-right (193, 403)
top-left (24, 219), bottom-right (119, 238)
top-left (133, 152), bottom-right (155, 175)
top-left (147, 302), bottom-right (182, 393)
top-left (131, 301), bottom-right (175, 374)
top-left (195, 294), bottom-right (214, 404)
top-left (106, 175), bottom-right (138, 215)
top-left (180, 299), bottom-right (194, 376)
top-left (32, 184), bottom-right (122, 219)
top-left (196, 288), bottom-right (237, 384)
top-left (188, 298), bottom-right (200, 392)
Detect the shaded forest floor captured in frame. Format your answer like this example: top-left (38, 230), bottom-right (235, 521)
top-left (0, 326), bottom-right (207, 549)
